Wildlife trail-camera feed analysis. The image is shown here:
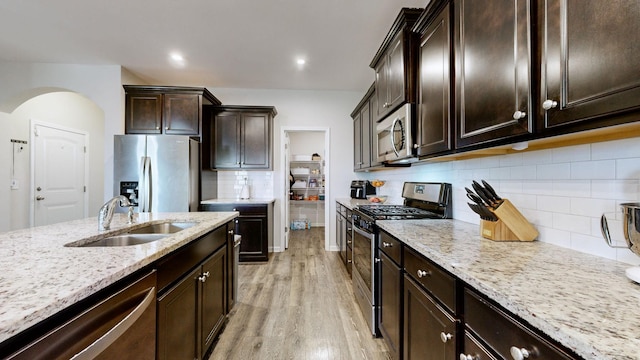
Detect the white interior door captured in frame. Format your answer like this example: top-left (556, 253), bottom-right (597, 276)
top-left (33, 123), bottom-right (87, 227)
top-left (284, 132), bottom-right (291, 249)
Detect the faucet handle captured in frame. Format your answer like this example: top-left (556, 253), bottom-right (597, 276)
top-left (127, 206), bottom-right (135, 224)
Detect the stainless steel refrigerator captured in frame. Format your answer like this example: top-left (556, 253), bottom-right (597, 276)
top-left (114, 135), bottom-right (199, 212)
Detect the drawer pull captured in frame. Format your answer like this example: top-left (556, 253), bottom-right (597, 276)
top-left (460, 354), bottom-right (478, 360)
top-left (382, 241), bottom-right (393, 248)
top-left (417, 269), bottom-right (430, 278)
top-left (440, 332), bottom-right (452, 343)
top-left (347, 259), bottom-right (353, 263)
top-left (510, 346), bottom-right (535, 360)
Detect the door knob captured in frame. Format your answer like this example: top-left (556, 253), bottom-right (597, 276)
top-left (542, 99), bottom-right (558, 110)
top-left (36, 196), bottom-right (45, 201)
top-left (513, 111), bottom-right (527, 120)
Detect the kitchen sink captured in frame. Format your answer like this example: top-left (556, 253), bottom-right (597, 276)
top-left (128, 222), bottom-right (197, 234)
top-left (78, 234), bottom-right (167, 247)
top-left (65, 221), bottom-right (198, 247)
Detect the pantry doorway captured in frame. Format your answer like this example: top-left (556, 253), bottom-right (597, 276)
top-left (281, 127), bottom-right (330, 251)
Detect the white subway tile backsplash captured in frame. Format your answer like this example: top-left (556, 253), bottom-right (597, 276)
top-left (552, 144), bottom-right (591, 163)
top-left (537, 163), bottom-right (570, 179)
top-left (570, 160), bottom-right (616, 179)
top-left (552, 213), bottom-right (591, 234)
top-left (552, 180), bottom-right (590, 198)
top-left (537, 195), bottom-right (570, 213)
top-left (359, 137), bottom-right (640, 265)
top-left (615, 158), bottom-right (640, 179)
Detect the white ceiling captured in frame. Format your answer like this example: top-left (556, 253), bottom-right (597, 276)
top-left (0, 0), bottom-right (426, 92)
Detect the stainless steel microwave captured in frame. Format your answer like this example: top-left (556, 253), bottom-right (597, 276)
top-left (376, 104), bottom-right (416, 163)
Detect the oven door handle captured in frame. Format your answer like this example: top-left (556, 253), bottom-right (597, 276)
top-left (353, 225), bottom-right (375, 240)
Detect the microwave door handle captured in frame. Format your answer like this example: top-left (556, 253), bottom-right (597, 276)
top-left (390, 117), bottom-right (400, 157)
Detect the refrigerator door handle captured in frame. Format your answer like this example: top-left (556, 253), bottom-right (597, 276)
top-left (138, 156), bottom-right (151, 213)
top-left (142, 156), bottom-right (151, 212)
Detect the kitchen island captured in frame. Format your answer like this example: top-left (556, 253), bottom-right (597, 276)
top-left (0, 211), bottom-right (237, 345)
top-left (377, 219), bottom-right (640, 360)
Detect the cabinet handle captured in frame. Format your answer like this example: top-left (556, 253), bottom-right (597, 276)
top-left (382, 241), bottom-right (392, 248)
top-left (459, 354), bottom-right (479, 360)
top-left (512, 111), bottom-right (527, 120)
top-left (417, 269), bottom-right (430, 278)
top-left (440, 332), bottom-right (452, 343)
top-left (510, 347), bottom-right (536, 360)
top-left (542, 99), bottom-right (558, 110)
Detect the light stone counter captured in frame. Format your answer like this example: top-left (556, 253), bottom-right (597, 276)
top-left (377, 219), bottom-right (640, 360)
top-left (0, 211), bottom-right (238, 343)
top-left (336, 197), bottom-right (403, 210)
top-left (201, 198), bottom-right (275, 205)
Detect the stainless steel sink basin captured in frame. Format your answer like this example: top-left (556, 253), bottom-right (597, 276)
top-left (128, 222), bottom-right (197, 234)
top-left (79, 234), bottom-right (167, 247)
top-left (65, 221), bottom-right (198, 247)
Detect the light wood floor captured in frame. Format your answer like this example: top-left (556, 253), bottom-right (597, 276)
top-left (209, 227), bottom-right (391, 360)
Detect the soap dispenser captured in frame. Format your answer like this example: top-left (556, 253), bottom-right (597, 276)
top-left (240, 177), bottom-right (250, 199)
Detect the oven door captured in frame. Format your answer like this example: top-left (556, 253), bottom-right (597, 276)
top-left (352, 224), bottom-right (379, 336)
top-left (376, 104), bottom-right (414, 163)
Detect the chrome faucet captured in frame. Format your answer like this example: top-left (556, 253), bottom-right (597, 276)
top-left (98, 195), bottom-right (134, 230)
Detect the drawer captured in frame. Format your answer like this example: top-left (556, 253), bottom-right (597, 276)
top-left (378, 230), bottom-right (402, 265)
top-left (464, 288), bottom-right (576, 360)
top-left (462, 331), bottom-right (499, 360)
top-left (346, 244), bottom-right (352, 276)
top-left (200, 203), bottom-right (266, 216)
top-left (403, 246), bottom-right (456, 313)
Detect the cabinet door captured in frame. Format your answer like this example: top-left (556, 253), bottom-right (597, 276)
top-left (163, 93), bottom-right (201, 135)
top-left (386, 34), bottom-right (406, 113)
top-left (157, 267), bottom-right (199, 360)
top-left (360, 103), bottom-right (371, 168)
top-left (236, 216), bottom-right (268, 262)
top-left (416, 4), bottom-right (452, 157)
top-left (539, 0), bottom-right (640, 131)
top-left (455, 0), bottom-right (532, 148)
top-left (353, 113), bottom-right (363, 170)
top-left (125, 93), bottom-right (163, 134)
top-left (379, 252), bottom-right (402, 360)
top-left (201, 246), bottom-right (227, 358)
top-left (404, 276), bottom-right (456, 360)
top-left (375, 58), bottom-right (390, 118)
top-left (241, 113), bottom-right (271, 169)
top-left (213, 112), bottom-right (241, 169)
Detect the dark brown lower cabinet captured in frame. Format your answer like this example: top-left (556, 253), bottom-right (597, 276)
top-left (379, 251), bottom-right (402, 360)
top-left (200, 203), bottom-right (272, 262)
top-left (157, 245), bottom-right (227, 360)
top-left (403, 275), bottom-right (457, 359)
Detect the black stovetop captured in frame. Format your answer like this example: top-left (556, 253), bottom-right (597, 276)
top-left (356, 204), bottom-right (443, 220)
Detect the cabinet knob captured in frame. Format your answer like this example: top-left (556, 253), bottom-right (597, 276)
top-left (512, 110), bottom-right (527, 120)
top-left (36, 195), bottom-right (45, 201)
top-left (417, 269), bottom-right (430, 278)
top-left (460, 354), bottom-right (478, 360)
top-left (198, 271), bottom-right (210, 283)
top-left (542, 99), bottom-right (558, 110)
top-left (155, 126), bottom-right (160, 130)
top-left (440, 332), bottom-right (452, 343)
top-left (382, 241), bottom-right (392, 248)
top-left (347, 259), bottom-right (353, 263)
top-left (165, 126), bottom-right (169, 130)
top-left (510, 347), bottom-right (534, 360)
top-left (374, 258), bottom-right (381, 263)
top-left (413, 143), bottom-right (419, 149)
top-left (228, 230), bottom-right (234, 234)
top-left (347, 240), bottom-right (352, 245)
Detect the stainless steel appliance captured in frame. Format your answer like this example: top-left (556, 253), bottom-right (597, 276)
top-left (601, 203), bottom-right (640, 283)
top-left (376, 103), bottom-right (417, 164)
top-left (114, 135), bottom-right (200, 213)
top-left (351, 182), bottom-right (452, 336)
top-left (350, 180), bottom-right (376, 199)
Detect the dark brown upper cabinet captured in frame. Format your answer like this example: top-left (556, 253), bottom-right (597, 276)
top-left (124, 86), bottom-right (221, 138)
top-left (370, 8), bottom-right (423, 121)
top-left (205, 106), bottom-right (276, 170)
top-left (538, 0), bottom-right (640, 134)
top-left (454, 0), bottom-right (533, 149)
top-left (352, 84), bottom-right (380, 171)
top-left (413, 2), bottom-right (452, 158)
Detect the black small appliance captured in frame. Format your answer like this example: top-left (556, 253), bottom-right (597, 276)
top-left (350, 180), bottom-right (376, 199)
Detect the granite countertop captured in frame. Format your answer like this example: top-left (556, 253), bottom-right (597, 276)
top-left (336, 197), bottom-right (403, 210)
top-left (0, 211), bottom-right (238, 343)
top-left (201, 198), bottom-right (275, 205)
top-left (377, 219), bottom-right (640, 360)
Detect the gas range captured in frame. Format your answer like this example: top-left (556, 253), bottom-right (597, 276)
top-left (356, 204), bottom-right (444, 220)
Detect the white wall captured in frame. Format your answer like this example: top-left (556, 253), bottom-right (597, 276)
top-left (208, 87), bottom-right (361, 252)
top-left (0, 62), bottom-right (124, 232)
top-left (356, 137), bottom-right (640, 265)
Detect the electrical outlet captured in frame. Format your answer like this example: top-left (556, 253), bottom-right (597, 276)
top-left (10, 179), bottom-right (18, 190)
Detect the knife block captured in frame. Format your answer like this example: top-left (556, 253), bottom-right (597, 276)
top-left (481, 199), bottom-right (538, 241)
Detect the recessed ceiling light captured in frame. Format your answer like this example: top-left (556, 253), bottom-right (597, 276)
top-left (296, 58), bottom-right (306, 65)
top-left (169, 52), bottom-right (186, 68)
